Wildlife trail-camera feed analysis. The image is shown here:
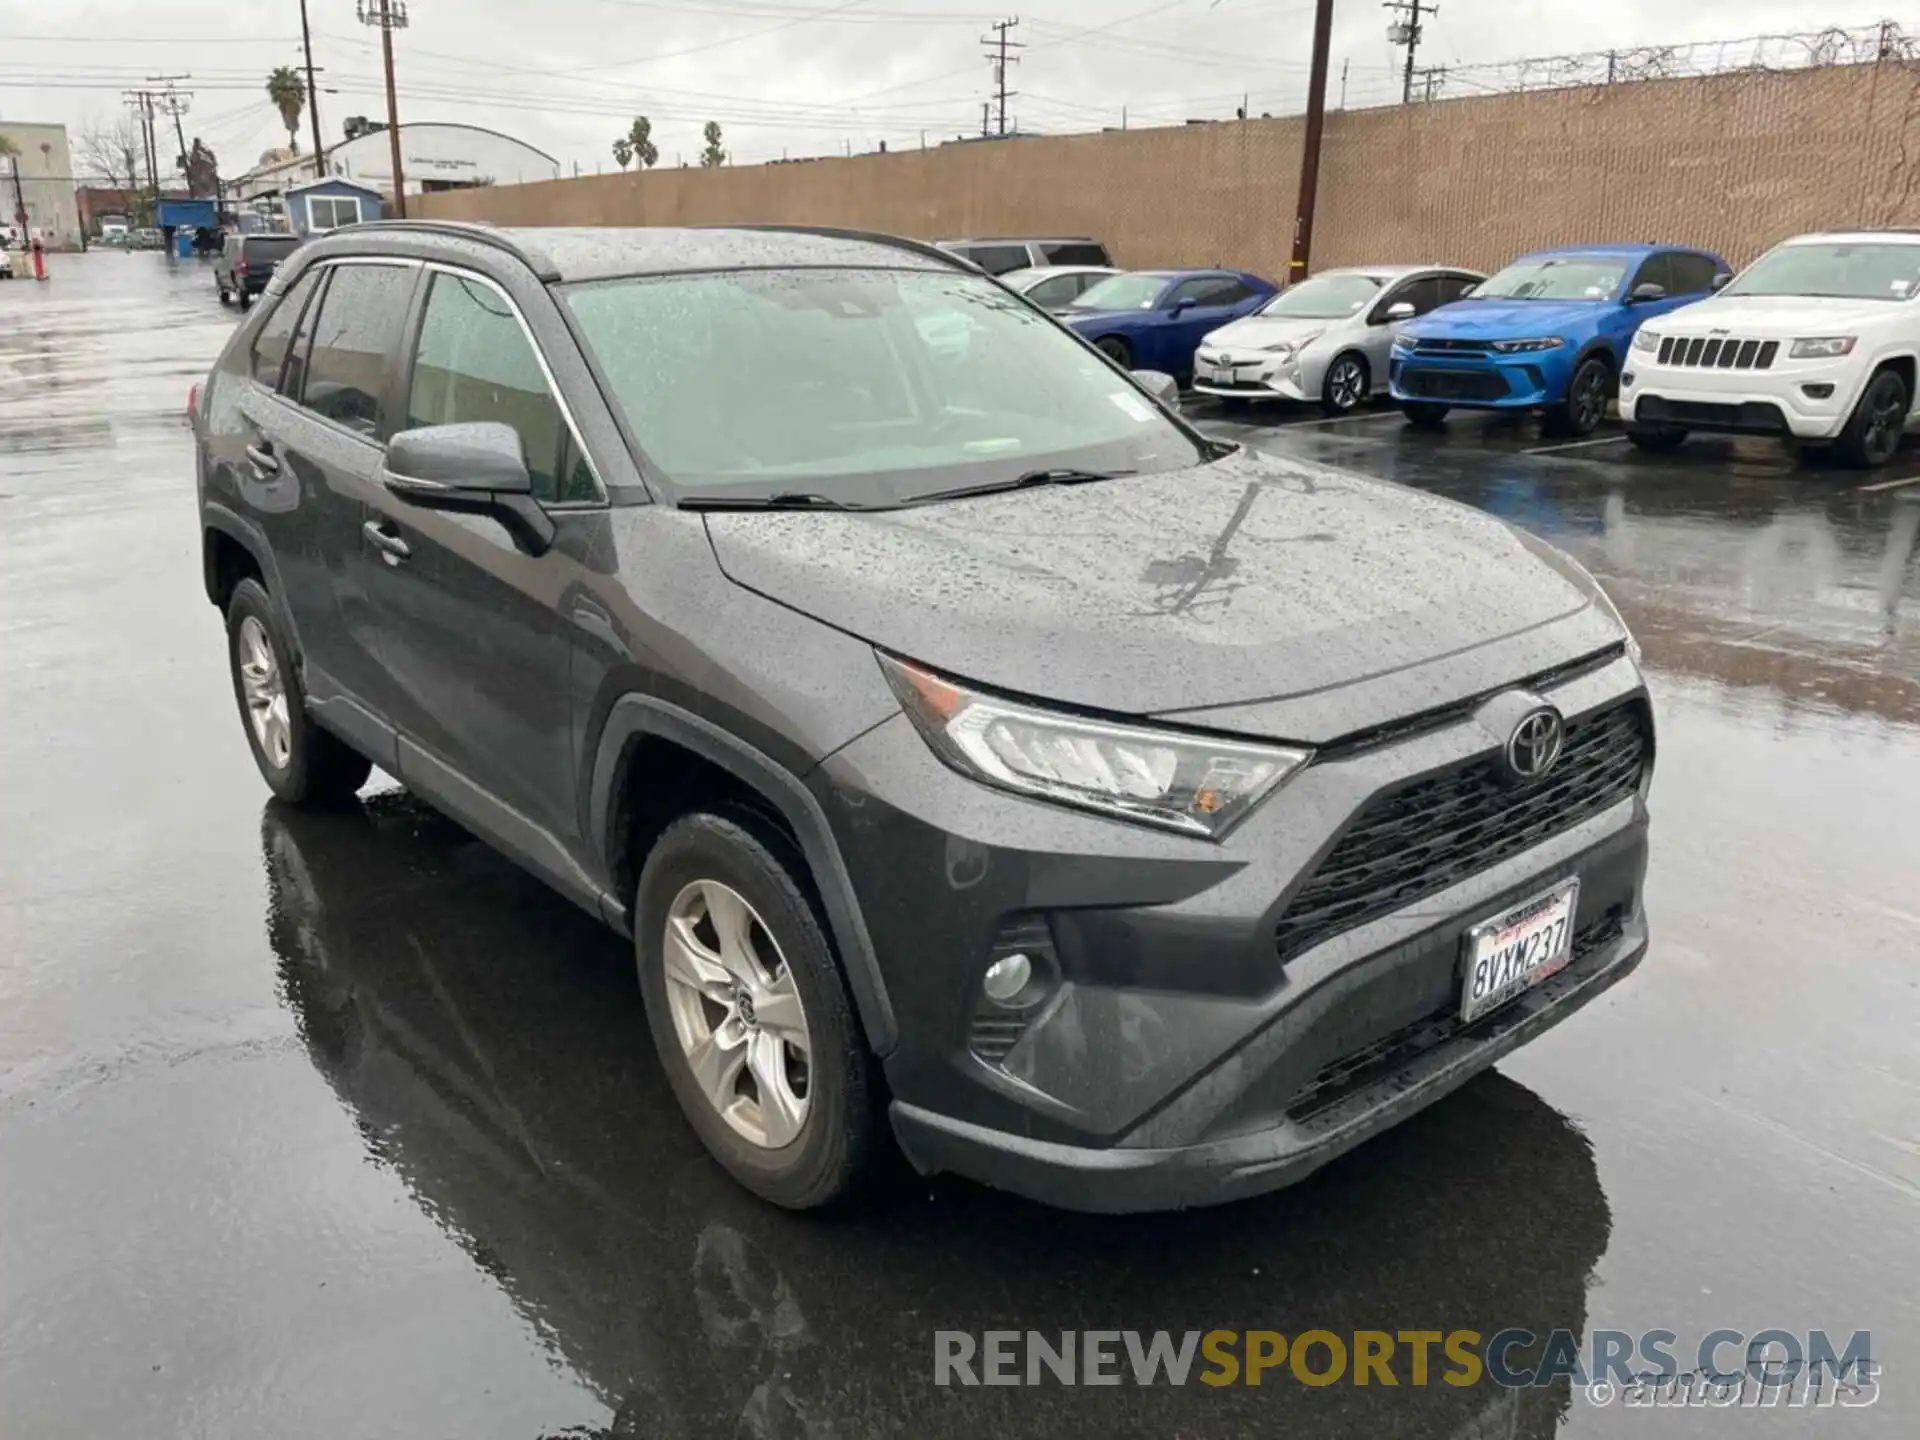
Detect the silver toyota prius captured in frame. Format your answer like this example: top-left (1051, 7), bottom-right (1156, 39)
top-left (1194, 264), bottom-right (1484, 415)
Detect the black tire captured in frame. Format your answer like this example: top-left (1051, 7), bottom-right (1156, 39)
top-left (1626, 424), bottom-right (1688, 452)
top-left (1834, 368), bottom-right (1910, 469)
top-left (225, 578), bottom-right (373, 806)
top-left (216, 278), bottom-right (233, 305)
top-left (1094, 335), bottom-right (1132, 367)
top-left (1320, 351), bottom-right (1370, 416)
top-left (1546, 355), bottom-right (1612, 437)
top-left (1403, 401), bottom-right (1449, 429)
top-left (237, 288), bottom-right (252, 310)
top-left (636, 811), bottom-right (877, 1210)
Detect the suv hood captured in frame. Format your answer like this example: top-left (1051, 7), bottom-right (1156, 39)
top-left (1203, 314), bottom-right (1335, 349)
top-left (703, 451), bottom-right (1619, 740)
top-left (1408, 298), bottom-right (1606, 339)
top-left (1654, 293), bottom-right (1909, 334)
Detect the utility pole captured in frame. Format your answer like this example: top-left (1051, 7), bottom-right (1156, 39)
top-left (981, 17), bottom-right (1022, 138)
top-left (1384, 0), bottom-right (1433, 105)
top-left (980, 100), bottom-right (991, 138)
top-left (123, 89), bottom-right (159, 215)
top-left (300, 0), bottom-right (327, 178)
top-left (1414, 65), bottom-right (1446, 102)
top-left (358, 0), bottom-right (410, 217)
top-left (1288, 0), bottom-right (1336, 283)
top-left (150, 77), bottom-right (192, 180)
top-left (1339, 58), bottom-right (1350, 109)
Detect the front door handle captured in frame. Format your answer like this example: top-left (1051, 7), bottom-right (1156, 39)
top-left (362, 520), bottom-right (412, 564)
top-left (245, 442), bottom-right (279, 475)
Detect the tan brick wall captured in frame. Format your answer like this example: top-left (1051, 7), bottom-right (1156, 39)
top-left (416, 62), bottom-right (1920, 276)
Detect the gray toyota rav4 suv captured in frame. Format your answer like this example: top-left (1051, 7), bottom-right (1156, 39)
top-left (193, 222), bottom-right (1653, 1212)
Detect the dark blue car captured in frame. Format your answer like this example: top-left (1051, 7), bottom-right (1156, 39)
top-left (1389, 244), bottom-right (1732, 436)
top-left (1062, 269), bottom-right (1278, 380)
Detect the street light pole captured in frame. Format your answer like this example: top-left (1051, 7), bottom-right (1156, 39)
top-left (1287, 0), bottom-right (1336, 283)
top-left (358, 0), bottom-right (410, 217)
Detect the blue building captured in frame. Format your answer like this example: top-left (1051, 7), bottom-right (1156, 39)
top-left (284, 178), bottom-right (384, 239)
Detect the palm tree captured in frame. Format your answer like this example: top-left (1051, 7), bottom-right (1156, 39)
top-left (266, 67), bottom-right (306, 154)
top-left (613, 136), bottom-right (634, 170)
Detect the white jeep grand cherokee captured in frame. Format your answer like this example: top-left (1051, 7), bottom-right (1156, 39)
top-left (1619, 231), bottom-right (1920, 467)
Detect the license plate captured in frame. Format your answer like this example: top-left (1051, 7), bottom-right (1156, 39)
top-left (1459, 879), bottom-right (1580, 1022)
top-left (1210, 366), bottom-right (1236, 385)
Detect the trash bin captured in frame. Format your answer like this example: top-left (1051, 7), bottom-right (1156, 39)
top-left (175, 230), bottom-right (195, 260)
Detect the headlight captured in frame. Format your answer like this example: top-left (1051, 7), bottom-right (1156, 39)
top-left (1263, 330), bottom-right (1321, 355)
top-left (1489, 337), bottom-right (1566, 353)
top-left (1789, 336), bottom-right (1856, 359)
top-left (1631, 329), bottom-right (1661, 353)
top-left (1392, 334), bottom-right (1417, 353)
top-left (880, 655), bottom-right (1310, 839)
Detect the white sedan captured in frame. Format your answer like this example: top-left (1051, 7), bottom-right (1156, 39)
top-left (1193, 264), bottom-right (1483, 416)
top-left (1000, 264), bottom-right (1121, 314)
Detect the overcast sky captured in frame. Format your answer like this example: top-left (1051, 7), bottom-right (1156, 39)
top-left (1, 0), bottom-right (1907, 178)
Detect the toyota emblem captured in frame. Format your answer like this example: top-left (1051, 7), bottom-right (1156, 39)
top-left (1506, 708), bottom-right (1565, 782)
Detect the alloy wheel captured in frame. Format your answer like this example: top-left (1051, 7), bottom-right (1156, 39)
top-left (237, 615), bottom-right (292, 770)
top-left (1865, 379), bottom-right (1905, 463)
top-left (1574, 365), bottom-right (1607, 431)
top-left (662, 879), bottom-right (813, 1150)
top-left (1328, 358), bottom-right (1364, 411)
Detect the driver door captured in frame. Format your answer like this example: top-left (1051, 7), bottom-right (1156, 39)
top-left (1162, 276), bottom-right (1256, 374)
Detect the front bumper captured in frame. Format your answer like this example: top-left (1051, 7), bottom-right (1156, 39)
top-left (1192, 345), bottom-right (1321, 402)
top-left (1619, 352), bottom-right (1867, 438)
top-left (813, 654), bottom-right (1653, 1212)
top-left (1390, 347), bottom-right (1574, 409)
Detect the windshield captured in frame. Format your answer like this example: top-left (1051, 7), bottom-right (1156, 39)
top-left (564, 267), bottom-right (1206, 505)
top-left (1725, 242), bottom-right (1920, 301)
top-left (1067, 273), bottom-right (1169, 312)
top-left (1474, 256), bottom-right (1627, 302)
top-left (1256, 272), bottom-right (1381, 319)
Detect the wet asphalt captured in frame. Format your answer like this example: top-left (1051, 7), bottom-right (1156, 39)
top-left (1, 253), bottom-right (1915, 1439)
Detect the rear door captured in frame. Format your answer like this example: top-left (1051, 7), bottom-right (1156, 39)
top-left (261, 258), bottom-right (422, 760)
top-left (359, 265), bottom-right (598, 850)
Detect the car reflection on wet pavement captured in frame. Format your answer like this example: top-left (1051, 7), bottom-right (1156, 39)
top-left (2, 255), bottom-right (1915, 1438)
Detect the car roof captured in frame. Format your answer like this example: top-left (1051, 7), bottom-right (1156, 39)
top-left (1780, 230), bottom-right (1920, 246)
top-left (1313, 264), bottom-right (1481, 281)
top-left (323, 221), bottom-right (969, 283)
top-left (937, 235), bottom-right (1101, 245)
top-left (1514, 243), bottom-right (1712, 262)
top-left (1003, 264), bottom-right (1118, 279)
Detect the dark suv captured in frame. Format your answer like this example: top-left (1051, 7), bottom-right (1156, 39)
top-left (193, 221), bottom-right (1653, 1212)
top-left (215, 232), bottom-right (301, 307)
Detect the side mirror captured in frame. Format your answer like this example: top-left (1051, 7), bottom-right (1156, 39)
top-left (1384, 301), bottom-right (1417, 321)
top-left (1131, 369), bottom-right (1181, 410)
top-left (1170, 296), bottom-right (1197, 315)
top-left (1629, 282), bottom-right (1667, 303)
top-left (384, 422), bottom-right (554, 555)
top-left (1711, 271), bottom-right (1733, 291)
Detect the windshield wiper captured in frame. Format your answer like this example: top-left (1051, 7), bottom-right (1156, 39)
top-left (680, 491), bottom-right (868, 512)
top-left (907, 467), bottom-right (1137, 506)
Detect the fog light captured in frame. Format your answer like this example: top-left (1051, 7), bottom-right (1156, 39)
top-left (1802, 383), bottom-right (1835, 400)
top-left (1620, 370), bottom-right (1636, 389)
top-left (983, 953), bottom-right (1032, 1003)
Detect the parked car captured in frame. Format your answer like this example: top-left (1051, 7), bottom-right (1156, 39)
top-left (1000, 264), bottom-right (1121, 313)
top-left (194, 221), bottom-right (1652, 1214)
top-left (1062, 269), bottom-right (1279, 379)
top-left (127, 227), bottom-right (165, 251)
top-left (0, 249), bottom-right (12, 280)
top-left (215, 232), bottom-right (302, 307)
top-left (934, 236), bottom-right (1113, 275)
top-left (1620, 230), bottom-right (1920, 467)
top-left (1389, 244), bottom-right (1731, 436)
top-left (1194, 265), bottom-right (1484, 415)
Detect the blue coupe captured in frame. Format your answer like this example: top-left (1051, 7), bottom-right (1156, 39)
top-left (1389, 244), bottom-right (1732, 436)
top-left (1062, 269), bottom-right (1278, 380)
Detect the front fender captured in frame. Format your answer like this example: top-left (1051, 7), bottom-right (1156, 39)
top-left (586, 694), bottom-right (900, 1055)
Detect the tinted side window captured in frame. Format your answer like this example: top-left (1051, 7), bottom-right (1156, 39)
top-left (297, 263), bottom-right (414, 437)
top-left (1667, 252), bottom-right (1720, 295)
top-left (250, 270), bottom-right (321, 388)
top-left (405, 272), bottom-right (591, 503)
top-left (1023, 274), bottom-right (1080, 309)
top-left (1439, 273), bottom-right (1480, 303)
top-left (1374, 276), bottom-right (1442, 321)
top-left (1173, 276), bottom-right (1251, 307)
top-left (967, 244), bottom-right (1034, 276)
top-left (1629, 254), bottom-right (1673, 297)
top-left (1041, 241), bottom-right (1110, 266)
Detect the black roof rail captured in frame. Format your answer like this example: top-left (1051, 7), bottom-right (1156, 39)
top-left (704, 223), bottom-right (976, 273)
top-left (326, 218), bottom-right (558, 280)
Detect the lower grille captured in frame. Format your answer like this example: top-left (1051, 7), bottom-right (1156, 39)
top-left (1658, 335), bottom-right (1777, 370)
top-left (1400, 368), bottom-right (1509, 401)
top-left (1284, 907), bottom-right (1628, 1122)
top-left (1636, 396), bottom-right (1788, 432)
top-left (1273, 701), bottom-right (1650, 964)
